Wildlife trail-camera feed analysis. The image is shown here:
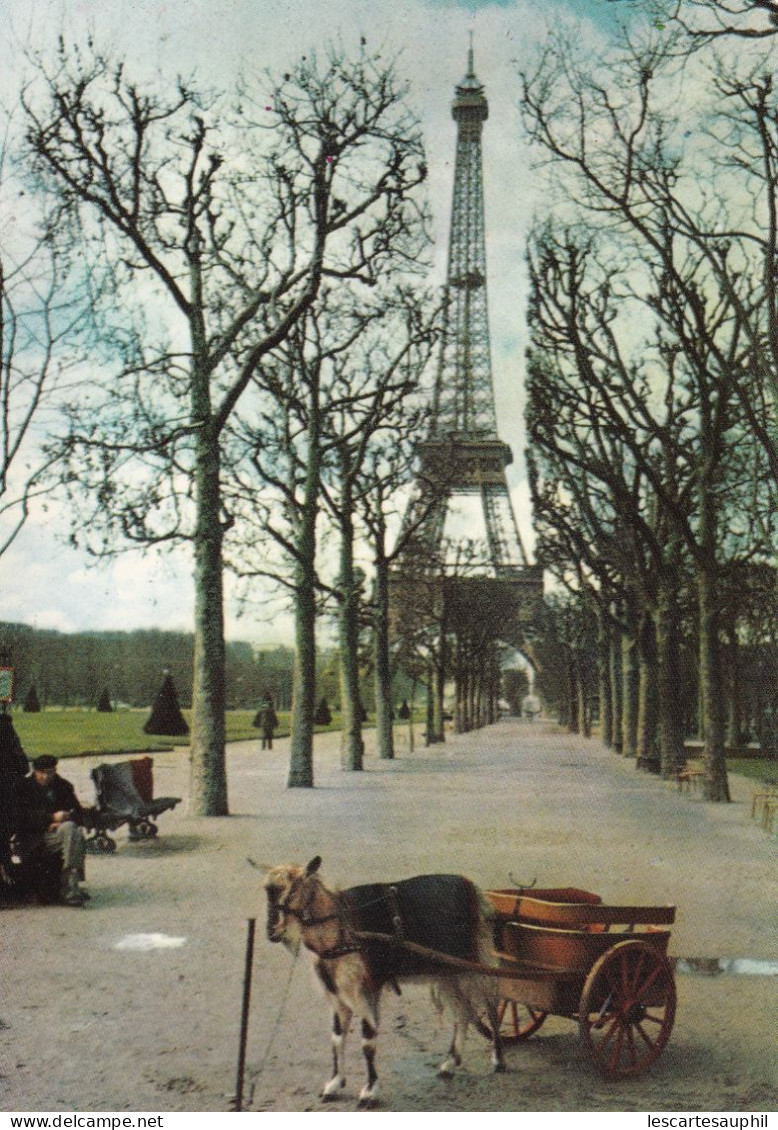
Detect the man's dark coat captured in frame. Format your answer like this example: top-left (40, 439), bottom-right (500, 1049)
top-left (15, 774), bottom-right (83, 834)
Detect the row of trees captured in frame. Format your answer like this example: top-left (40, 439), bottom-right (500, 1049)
top-left (521, 0), bottom-right (778, 799)
top-left (0, 620), bottom-right (419, 716)
top-left (2, 36), bottom-right (444, 808)
top-left (0, 622), bottom-right (291, 710)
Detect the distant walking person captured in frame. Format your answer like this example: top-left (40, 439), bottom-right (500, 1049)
top-left (254, 696), bottom-right (279, 751)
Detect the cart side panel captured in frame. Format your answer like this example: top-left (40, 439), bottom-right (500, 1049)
top-left (499, 921), bottom-right (672, 972)
top-left (486, 889), bottom-right (675, 929)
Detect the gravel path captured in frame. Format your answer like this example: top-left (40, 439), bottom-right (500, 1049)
top-left (1, 719), bottom-right (775, 1112)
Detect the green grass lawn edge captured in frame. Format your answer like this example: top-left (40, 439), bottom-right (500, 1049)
top-left (9, 708), bottom-right (343, 759)
top-left (8, 710), bottom-right (778, 786)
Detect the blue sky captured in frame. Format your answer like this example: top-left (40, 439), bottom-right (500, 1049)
top-left (0, 0), bottom-right (622, 643)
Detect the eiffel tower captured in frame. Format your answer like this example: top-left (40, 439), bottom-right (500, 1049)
top-left (399, 45), bottom-right (542, 596)
top-left (393, 45), bottom-right (542, 737)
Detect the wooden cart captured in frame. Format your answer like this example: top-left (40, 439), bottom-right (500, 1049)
top-left (485, 887), bottom-right (677, 1080)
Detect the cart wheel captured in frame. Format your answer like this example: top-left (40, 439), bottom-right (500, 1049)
top-left (90, 834), bottom-right (116, 854)
top-left (496, 998), bottom-right (547, 1043)
top-left (135, 820), bottom-right (157, 839)
top-left (579, 939), bottom-right (676, 1080)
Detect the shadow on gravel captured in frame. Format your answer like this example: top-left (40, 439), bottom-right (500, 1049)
top-left (107, 834), bottom-right (205, 857)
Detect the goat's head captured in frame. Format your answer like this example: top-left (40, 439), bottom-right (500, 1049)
top-left (263, 855), bottom-right (323, 945)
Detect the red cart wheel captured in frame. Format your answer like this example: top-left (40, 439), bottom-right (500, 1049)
top-left (497, 998), bottom-right (547, 1043)
top-left (579, 940), bottom-right (676, 1080)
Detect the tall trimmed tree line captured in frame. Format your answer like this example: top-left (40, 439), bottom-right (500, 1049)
top-left (521, 6), bottom-right (778, 801)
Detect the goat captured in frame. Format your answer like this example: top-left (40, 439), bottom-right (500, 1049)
top-left (262, 855), bottom-right (504, 1107)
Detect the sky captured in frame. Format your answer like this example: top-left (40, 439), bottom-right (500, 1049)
top-left (0, 0), bottom-right (623, 645)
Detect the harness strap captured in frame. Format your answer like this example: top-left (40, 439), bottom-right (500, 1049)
top-left (285, 883), bottom-right (365, 960)
top-left (383, 884), bottom-right (405, 941)
top-left (307, 940), bottom-right (365, 960)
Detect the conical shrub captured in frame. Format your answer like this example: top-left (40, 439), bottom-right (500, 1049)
top-left (313, 697), bottom-right (332, 726)
top-left (144, 672), bottom-right (189, 736)
top-left (23, 684), bottom-right (41, 713)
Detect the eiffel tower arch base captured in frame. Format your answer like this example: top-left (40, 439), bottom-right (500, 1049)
top-left (389, 569), bottom-right (543, 744)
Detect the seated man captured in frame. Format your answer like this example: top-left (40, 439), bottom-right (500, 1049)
top-left (16, 755), bottom-right (88, 906)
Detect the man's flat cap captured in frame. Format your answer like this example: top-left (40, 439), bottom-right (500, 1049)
top-left (32, 754), bottom-right (58, 771)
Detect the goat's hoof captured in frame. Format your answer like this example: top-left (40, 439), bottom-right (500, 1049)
top-left (493, 1061), bottom-right (507, 1074)
top-left (357, 1085), bottom-right (380, 1108)
top-left (321, 1078), bottom-right (346, 1101)
top-left (437, 1067), bottom-right (453, 1080)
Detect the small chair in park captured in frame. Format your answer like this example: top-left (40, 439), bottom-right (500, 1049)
top-left (85, 757), bottom-right (180, 853)
top-left (675, 766), bottom-right (704, 793)
top-left (751, 785), bottom-right (778, 832)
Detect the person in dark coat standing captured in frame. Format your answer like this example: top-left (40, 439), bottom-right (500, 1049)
top-left (0, 714), bottom-right (29, 885)
top-left (254, 696), bottom-right (279, 751)
top-left (15, 755), bottom-right (88, 906)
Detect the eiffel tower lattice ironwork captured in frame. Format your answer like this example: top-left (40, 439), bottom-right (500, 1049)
top-left (400, 46), bottom-right (541, 597)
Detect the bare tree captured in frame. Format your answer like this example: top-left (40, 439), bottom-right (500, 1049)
top-left (0, 112), bottom-right (87, 557)
top-left (359, 419), bottom-right (440, 761)
top-left (226, 286), bottom-right (432, 784)
top-left (22, 39), bottom-right (427, 810)
top-left (605, 1), bottom-right (778, 39)
top-left (521, 35), bottom-right (778, 798)
top-left (319, 287), bottom-right (435, 769)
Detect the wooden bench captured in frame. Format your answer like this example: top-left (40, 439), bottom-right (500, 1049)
top-left (750, 787), bottom-right (778, 821)
top-left (759, 797), bottom-right (777, 834)
top-left (676, 767), bottom-right (704, 793)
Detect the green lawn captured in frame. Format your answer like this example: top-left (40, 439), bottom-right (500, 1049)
top-left (10, 708), bottom-right (342, 759)
top-left (728, 758), bottom-right (778, 786)
top-left (12, 711), bottom-right (778, 783)
top-left (679, 757), bottom-right (777, 786)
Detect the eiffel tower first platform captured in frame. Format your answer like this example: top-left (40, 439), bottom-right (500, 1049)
top-left (392, 46), bottom-right (543, 735)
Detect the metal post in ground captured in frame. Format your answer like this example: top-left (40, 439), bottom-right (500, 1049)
top-left (232, 917), bottom-right (256, 1112)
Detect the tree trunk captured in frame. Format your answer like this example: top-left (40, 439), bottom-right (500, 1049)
top-left (621, 629), bottom-right (640, 759)
top-left (287, 392), bottom-right (321, 789)
top-left (189, 414), bottom-right (228, 814)
top-left (427, 607), bottom-right (446, 745)
top-left (636, 610), bottom-right (660, 773)
top-left (698, 561), bottom-right (730, 801)
top-left (567, 648), bottom-right (579, 734)
top-left (610, 624), bottom-right (624, 753)
top-left (337, 494), bottom-right (364, 772)
top-left (657, 568), bottom-right (685, 777)
top-left (724, 620), bottom-right (743, 749)
top-left (288, 549), bottom-right (317, 787)
top-left (598, 607), bottom-right (613, 747)
top-left (425, 669), bottom-right (435, 747)
top-left (373, 557), bottom-right (394, 760)
top-left (454, 637), bottom-right (464, 734)
top-left (576, 651), bottom-right (591, 738)
top-left (408, 677), bottom-right (417, 752)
